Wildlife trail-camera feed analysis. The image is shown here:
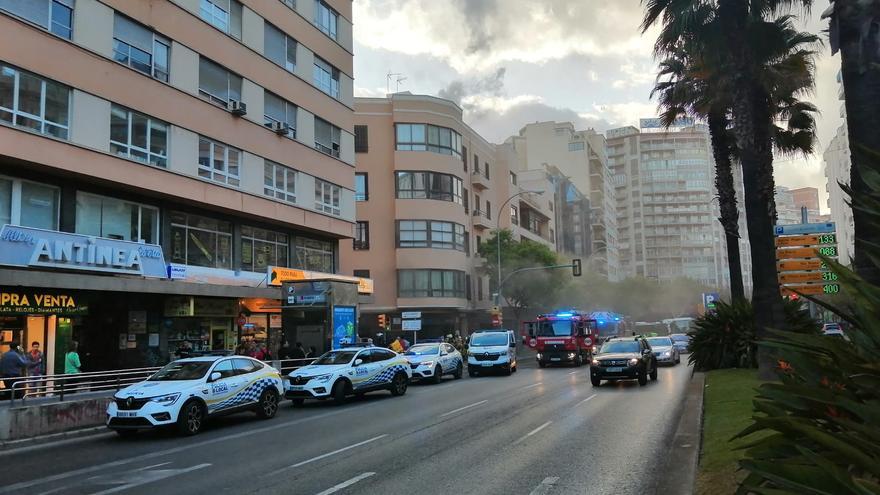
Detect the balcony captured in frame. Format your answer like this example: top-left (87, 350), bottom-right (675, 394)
top-left (472, 209), bottom-right (492, 230)
top-left (471, 170), bottom-right (490, 190)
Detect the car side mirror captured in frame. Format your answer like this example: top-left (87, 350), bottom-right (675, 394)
top-left (208, 371), bottom-right (221, 382)
top-left (509, 341), bottom-right (516, 348)
top-left (353, 358), bottom-right (363, 366)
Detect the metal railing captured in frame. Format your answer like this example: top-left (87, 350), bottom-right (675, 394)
top-left (5, 358), bottom-right (317, 406)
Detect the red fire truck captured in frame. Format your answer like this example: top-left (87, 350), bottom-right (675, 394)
top-left (523, 310), bottom-right (600, 367)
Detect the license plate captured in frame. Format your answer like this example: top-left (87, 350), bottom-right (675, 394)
top-left (606, 367), bottom-right (624, 373)
top-left (481, 363), bottom-right (493, 367)
top-left (550, 357), bottom-right (561, 362)
top-left (290, 385), bottom-right (305, 391)
top-left (117, 411), bottom-right (137, 417)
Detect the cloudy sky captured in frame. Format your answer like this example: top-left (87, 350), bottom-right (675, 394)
top-left (352, 0), bottom-right (841, 213)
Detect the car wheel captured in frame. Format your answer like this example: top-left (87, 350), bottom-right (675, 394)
top-left (650, 364), bottom-right (658, 381)
top-left (290, 398), bottom-right (305, 406)
top-left (676, 355), bottom-right (681, 365)
top-left (176, 400), bottom-right (205, 436)
top-left (389, 373), bottom-right (408, 396)
top-left (454, 362), bottom-right (463, 379)
top-left (512, 363), bottom-right (517, 373)
top-left (590, 376), bottom-right (601, 387)
top-left (504, 364), bottom-right (513, 376)
top-left (331, 380), bottom-right (349, 406)
top-left (468, 369), bottom-right (477, 377)
top-left (638, 369), bottom-right (648, 386)
top-left (538, 361), bottom-right (547, 368)
top-left (115, 429), bottom-right (138, 438)
top-left (257, 389), bottom-right (279, 419)
top-left (433, 366), bottom-right (443, 384)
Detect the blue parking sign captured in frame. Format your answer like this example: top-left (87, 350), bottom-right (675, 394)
top-left (703, 292), bottom-right (720, 311)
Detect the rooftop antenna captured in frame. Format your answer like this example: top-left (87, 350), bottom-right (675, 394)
top-left (395, 75), bottom-right (407, 92)
top-left (386, 71), bottom-right (403, 94)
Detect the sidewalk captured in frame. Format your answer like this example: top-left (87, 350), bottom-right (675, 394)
top-left (654, 370), bottom-right (706, 495)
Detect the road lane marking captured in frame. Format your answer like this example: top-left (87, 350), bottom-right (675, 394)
top-left (568, 371), bottom-right (578, 375)
top-left (0, 407), bottom-right (371, 494)
top-left (86, 463), bottom-right (211, 495)
top-left (439, 399), bottom-right (488, 417)
top-left (529, 476), bottom-right (559, 495)
top-left (523, 382), bottom-right (543, 389)
top-left (314, 472), bottom-right (376, 495)
top-left (271, 434), bottom-right (388, 475)
top-left (513, 421), bottom-right (553, 445)
top-left (576, 394), bottom-right (597, 407)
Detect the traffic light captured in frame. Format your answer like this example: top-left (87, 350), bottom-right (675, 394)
top-left (378, 314), bottom-right (387, 328)
top-left (572, 258), bottom-right (582, 277)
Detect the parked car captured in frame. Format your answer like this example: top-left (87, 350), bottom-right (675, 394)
top-left (404, 342), bottom-right (463, 383)
top-left (107, 356), bottom-right (283, 436)
top-left (670, 333), bottom-right (691, 354)
top-left (645, 336), bottom-right (680, 365)
top-left (822, 322), bottom-right (849, 341)
top-left (590, 336), bottom-right (658, 387)
top-left (467, 329), bottom-right (517, 376)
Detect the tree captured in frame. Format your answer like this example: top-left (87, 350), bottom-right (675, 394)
top-left (478, 230), bottom-right (568, 324)
top-left (825, 0), bottom-right (880, 287)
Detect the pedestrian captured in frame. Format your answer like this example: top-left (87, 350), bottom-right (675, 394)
top-left (1, 342), bottom-right (30, 400)
top-left (64, 340), bottom-right (82, 394)
top-left (401, 336), bottom-right (410, 351)
top-left (27, 341), bottom-right (43, 396)
top-left (278, 340), bottom-right (293, 360)
top-left (259, 343), bottom-right (271, 361)
top-left (291, 342), bottom-right (306, 361)
top-left (307, 346), bottom-right (317, 358)
top-left (389, 336), bottom-right (404, 353)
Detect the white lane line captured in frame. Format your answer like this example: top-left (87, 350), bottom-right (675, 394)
top-left (513, 421), bottom-right (553, 445)
top-left (0, 406), bottom-right (370, 494)
top-left (529, 476), bottom-right (559, 495)
top-left (523, 382), bottom-right (543, 389)
top-left (439, 399), bottom-right (488, 417)
top-left (576, 394), bottom-right (597, 407)
top-left (568, 371), bottom-right (579, 375)
top-left (87, 463), bottom-right (211, 495)
top-left (314, 472), bottom-right (376, 495)
top-left (285, 434), bottom-right (388, 471)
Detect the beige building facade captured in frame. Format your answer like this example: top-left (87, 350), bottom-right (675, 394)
top-left (824, 70), bottom-right (855, 266)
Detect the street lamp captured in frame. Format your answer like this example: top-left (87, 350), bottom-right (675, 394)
top-left (494, 189), bottom-right (545, 305)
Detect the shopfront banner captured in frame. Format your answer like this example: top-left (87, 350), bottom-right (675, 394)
top-left (268, 266), bottom-right (374, 295)
top-left (0, 224), bottom-right (167, 278)
top-left (0, 287), bottom-right (88, 315)
top-left (332, 306), bottom-right (356, 350)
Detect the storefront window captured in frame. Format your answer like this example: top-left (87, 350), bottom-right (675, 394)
top-left (241, 226), bottom-right (289, 272)
top-left (294, 236), bottom-right (334, 273)
top-left (75, 192), bottom-right (159, 243)
top-left (169, 211), bottom-right (232, 269)
top-left (0, 175), bottom-right (59, 230)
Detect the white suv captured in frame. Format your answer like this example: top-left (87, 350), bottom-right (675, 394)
top-left (107, 356), bottom-right (284, 436)
top-left (404, 342), bottom-right (464, 383)
top-left (467, 330), bottom-right (517, 376)
top-left (285, 345), bottom-right (412, 405)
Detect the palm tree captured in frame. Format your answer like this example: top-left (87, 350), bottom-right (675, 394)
top-left (642, 0), bottom-right (817, 378)
top-left (824, 0), bottom-right (880, 286)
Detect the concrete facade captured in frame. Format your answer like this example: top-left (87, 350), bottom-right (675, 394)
top-left (824, 70), bottom-right (855, 266)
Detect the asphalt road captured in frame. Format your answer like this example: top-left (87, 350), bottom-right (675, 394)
top-left (2, 360), bottom-right (694, 495)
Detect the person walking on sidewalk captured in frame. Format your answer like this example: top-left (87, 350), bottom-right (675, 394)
top-left (64, 340), bottom-right (82, 394)
top-left (27, 341), bottom-right (44, 396)
top-left (1, 342), bottom-right (30, 399)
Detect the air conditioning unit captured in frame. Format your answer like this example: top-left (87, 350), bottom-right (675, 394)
top-left (271, 121), bottom-right (290, 136)
top-left (227, 99), bottom-right (247, 116)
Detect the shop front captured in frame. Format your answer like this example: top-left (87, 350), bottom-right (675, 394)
top-left (163, 296), bottom-right (239, 358)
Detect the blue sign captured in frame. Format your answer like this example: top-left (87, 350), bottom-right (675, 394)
top-left (284, 282), bottom-right (329, 306)
top-left (0, 224), bottom-right (167, 278)
top-left (332, 306), bottom-right (356, 350)
top-left (702, 292), bottom-right (720, 311)
top-left (774, 223), bottom-right (836, 235)
top-left (167, 263), bottom-right (187, 280)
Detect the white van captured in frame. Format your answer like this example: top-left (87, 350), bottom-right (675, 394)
top-left (467, 329), bottom-right (517, 376)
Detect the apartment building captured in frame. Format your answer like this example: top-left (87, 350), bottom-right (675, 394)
top-left (775, 186), bottom-right (822, 225)
top-left (606, 120), bottom-right (749, 292)
top-left (0, 0), bottom-right (356, 371)
top-left (824, 70), bottom-right (855, 266)
top-left (500, 122), bottom-right (619, 280)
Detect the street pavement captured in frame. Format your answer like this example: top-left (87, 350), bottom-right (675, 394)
top-left (1, 360), bottom-right (694, 495)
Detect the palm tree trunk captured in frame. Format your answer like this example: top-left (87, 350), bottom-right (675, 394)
top-left (719, 0), bottom-right (787, 379)
top-left (708, 111), bottom-right (745, 301)
top-left (837, 0), bottom-right (880, 286)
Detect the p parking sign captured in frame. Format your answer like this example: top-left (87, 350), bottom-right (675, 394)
top-left (702, 292), bottom-right (720, 312)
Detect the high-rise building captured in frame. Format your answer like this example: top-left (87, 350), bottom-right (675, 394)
top-left (606, 120), bottom-right (750, 292)
top-left (824, 70), bottom-right (855, 266)
top-left (0, 0), bottom-right (356, 370)
top-left (775, 186), bottom-right (822, 224)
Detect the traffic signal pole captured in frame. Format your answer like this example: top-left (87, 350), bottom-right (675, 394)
top-left (493, 261), bottom-right (581, 306)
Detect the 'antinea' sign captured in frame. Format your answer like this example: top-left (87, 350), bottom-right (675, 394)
top-left (0, 224), bottom-right (167, 278)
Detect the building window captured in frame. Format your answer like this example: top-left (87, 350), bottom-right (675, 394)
top-left (355, 173), bottom-right (368, 201)
top-left (314, 117), bottom-right (341, 157)
top-left (1, 0), bottom-right (73, 39)
top-left (314, 0), bottom-right (338, 39)
top-left (263, 91), bottom-right (296, 137)
top-left (264, 22), bottom-right (296, 73)
top-left (485, 201), bottom-right (491, 220)
top-left (395, 123), bottom-right (462, 157)
top-left (353, 269), bottom-right (370, 279)
top-left (477, 276), bottom-right (483, 300)
top-left (397, 220), bottom-right (465, 251)
top-left (354, 221), bottom-right (369, 250)
top-left (395, 171), bottom-right (463, 204)
top-left (474, 193), bottom-right (481, 215)
top-left (0, 176), bottom-right (59, 230)
top-left (199, 0), bottom-right (241, 38)
top-left (295, 236), bottom-right (335, 273)
top-left (466, 274), bottom-right (472, 300)
top-left (484, 162), bottom-right (490, 180)
top-left (241, 225), bottom-right (288, 272)
top-left (314, 179), bottom-right (341, 216)
top-left (0, 64), bottom-right (69, 139)
top-left (509, 171), bottom-right (517, 185)
top-left (473, 154), bottom-right (479, 174)
top-left (510, 206), bottom-right (518, 225)
top-left (463, 187), bottom-right (469, 213)
top-left (569, 141), bottom-right (585, 151)
top-left (74, 192), bottom-right (158, 243)
top-left (313, 57), bottom-right (340, 99)
top-left (169, 211), bottom-right (232, 269)
top-left (398, 269), bottom-right (466, 298)
top-left (354, 125), bottom-right (368, 153)
top-left (198, 57), bottom-right (242, 106)
top-left (198, 136), bottom-right (240, 186)
top-left (110, 104), bottom-right (169, 167)
top-left (263, 160), bottom-right (296, 203)
top-left (112, 14), bottom-right (170, 82)
top-left (462, 145), bottom-right (468, 172)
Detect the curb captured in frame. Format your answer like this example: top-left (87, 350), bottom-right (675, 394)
top-left (0, 425), bottom-right (111, 453)
top-left (654, 370), bottom-right (706, 495)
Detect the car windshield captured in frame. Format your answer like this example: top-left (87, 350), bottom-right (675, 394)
top-left (471, 333), bottom-right (508, 346)
top-left (405, 345), bottom-right (439, 356)
top-left (647, 337), bottom-right (673, 347)
top-left (314, 350), bottom-right (358, 365)
top-left (148, 361), bottom-right (212, 381)
top-left (670, 334), bottom-right (690, 343)
top-left (600, 341), bottom-right (640, 353)
top-left (536, 320), bottom-right (573, 337)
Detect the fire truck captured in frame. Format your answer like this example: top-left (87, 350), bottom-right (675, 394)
top-left (523, 310), bottom-right (601, 367)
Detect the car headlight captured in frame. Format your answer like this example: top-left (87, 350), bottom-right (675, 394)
top-left (313, 374), bottom-right (333, 382)
top-left (149, 393), bottom-right (181, 406)
top-left (663, 351), bottom-right (671, 357)
top-left (591, 359), bottom-right (600, 366)
top-left (536, 353), bottom-right (543, 360)
top-left (420, 361), bottom-right (434, 368)
top-left (628, 358), bottom-right (639, 366)
top-left (567, 352), bottom-right (575, 358)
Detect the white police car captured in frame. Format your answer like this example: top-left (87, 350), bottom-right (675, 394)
top-left (107, 356), bottom-right (284, 436)
top-left (467, 329), bottom-right (518, 376)
top-left (404, 342), bottom-right (464, 383)
top-left (285, 345), bottom-right (411, 405)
